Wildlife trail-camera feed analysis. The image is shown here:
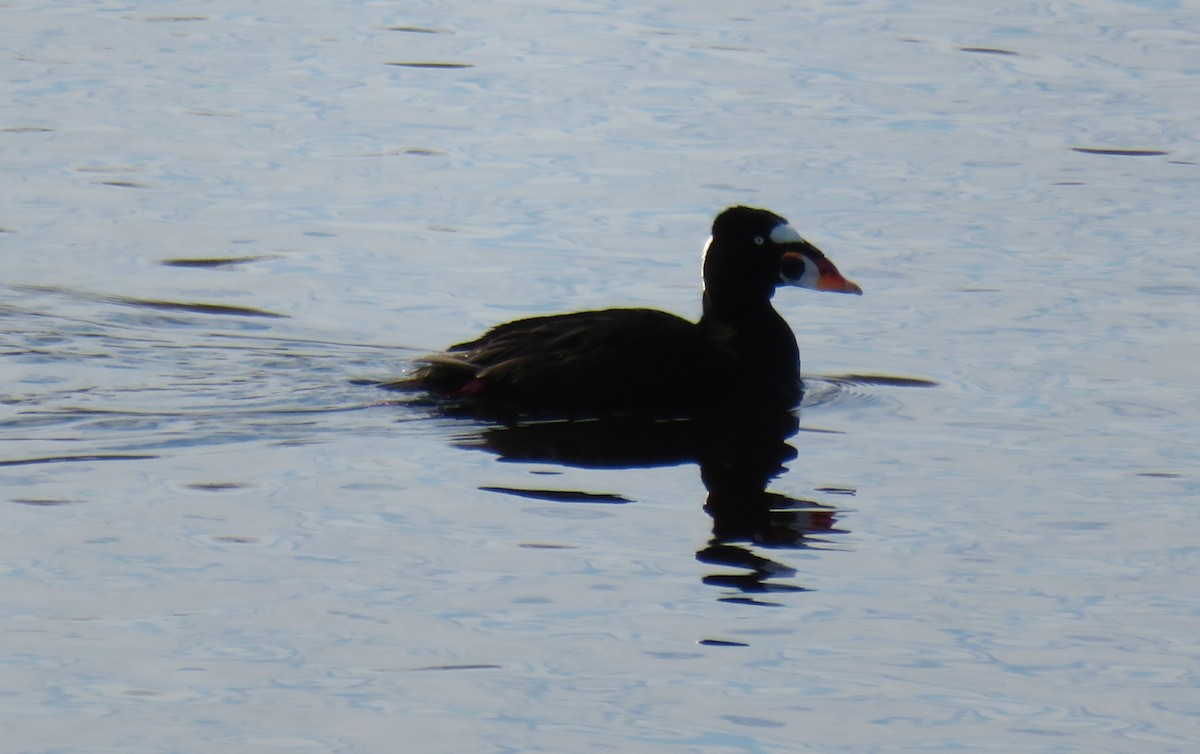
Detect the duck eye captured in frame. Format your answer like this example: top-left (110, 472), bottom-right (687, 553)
top-left (754, 236), bottom-right (765, 245)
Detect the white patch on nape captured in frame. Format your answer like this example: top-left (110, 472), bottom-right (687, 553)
top-left (700, 235), bottom-right (713, 289)
top-left (769, 222), bottom-right (804, 245)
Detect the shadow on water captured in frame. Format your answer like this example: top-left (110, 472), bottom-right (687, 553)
top-left (410, 401), bottom-right (847, 602)
top-left (401, 372), bottom-right (936, 602)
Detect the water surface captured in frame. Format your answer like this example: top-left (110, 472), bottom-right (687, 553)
top-left (3, 1), bottom-right (1198, 752)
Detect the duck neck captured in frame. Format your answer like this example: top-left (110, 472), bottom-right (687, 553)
top-left (699, 289), bottom-right (799, 370)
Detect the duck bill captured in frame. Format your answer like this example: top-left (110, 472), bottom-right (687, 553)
top-left (816, 261), bottom-right (862, 294)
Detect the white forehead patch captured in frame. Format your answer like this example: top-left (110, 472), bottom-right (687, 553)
top-left (769, 222), bottom-right (804, 245)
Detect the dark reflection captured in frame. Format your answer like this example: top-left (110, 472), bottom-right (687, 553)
top-left (161, 255), bottom-right (273, 269)
top-left (1070, 146), bottom-right (1170, 157)
top-left (478, 486), bottom-right (632, 504)
top-left (439, 404), bottom-right (848, 599)
top-left (15, 285), bottom-right (287, 319)
top-left (959, 46), bottom-right (1020, 56)
top-left (385, 61), bottom-right (475, 69)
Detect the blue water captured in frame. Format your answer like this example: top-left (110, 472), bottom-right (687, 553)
top-left (3, 1), bottom-right (1198, 752)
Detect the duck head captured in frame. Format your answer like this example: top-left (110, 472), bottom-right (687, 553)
top-left (702, 206), bottom-right (861, 303)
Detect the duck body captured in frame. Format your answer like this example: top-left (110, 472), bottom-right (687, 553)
top-left (406, 206), bottom-right (860, 415)
top-left (415, 305), bottom-right (798, 413)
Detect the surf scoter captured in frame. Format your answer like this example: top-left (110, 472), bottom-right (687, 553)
top-left (406, 205), bottom-right (861, 413)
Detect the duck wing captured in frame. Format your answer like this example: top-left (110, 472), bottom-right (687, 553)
top-left (421, 308), bottom-right (731, 411)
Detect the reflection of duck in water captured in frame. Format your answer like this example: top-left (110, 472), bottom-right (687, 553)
top-left (400, 206), bottom-right (860, 415)
top-left (454, 409), bottom-right (847, 600)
